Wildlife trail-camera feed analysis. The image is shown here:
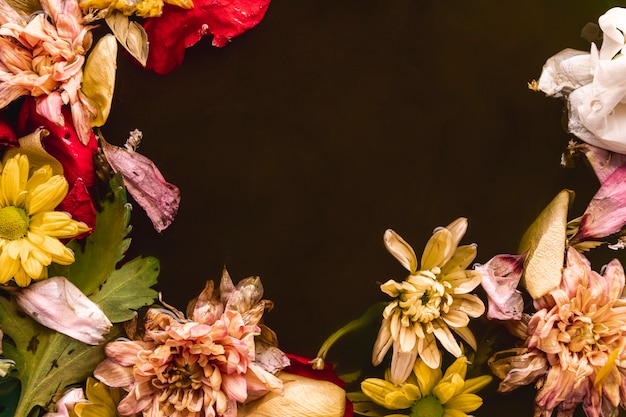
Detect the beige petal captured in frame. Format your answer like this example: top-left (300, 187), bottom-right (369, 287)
top-left (422, 228), bottom-right (453, 271)
top-left (432, 321), bottom-right (462, 358)
top-left (442, 309), bottom-right (470, 329)
top-left (450, 294), bottom-right (485, 318)
top-left (390, 340), bottom-right (418, 384)
top-left (451, 325), bottom-right (478, 351)
top-left (93, 358), bottom-right (136, 387)
top-left (81, 34), bottom-right (117, 127)
top-left (384, 229), bottom-right (418, 272)
top-left (372, 318), bottom-right (393, 366)
top-left (445, 270), bottom-right (482, 294)
top-left (238, 373), bottom-right (346, 417)
top-left (440, 244), bottom-right (477, 275)
top-left (417, 332), bottom-right (441, 370)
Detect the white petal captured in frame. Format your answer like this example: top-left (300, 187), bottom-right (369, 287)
top-left (537, 48), bottom-right (592, 97)
top-left (383, 229), bottom-right (418, 272)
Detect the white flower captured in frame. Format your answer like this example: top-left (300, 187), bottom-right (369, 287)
top-left (537, 7), bottom-right (626, 154)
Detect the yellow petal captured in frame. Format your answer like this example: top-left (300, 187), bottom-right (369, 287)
top-left (462, 376), bottom-right (492, 395)
top-left (82, 34), bottom-right (118, 128)
top-left (443, 357), bottom-right (468, 381)
top-left (422, 228), bottom-right (453, 271)
top-left (27, 175), bottom-right (68, 214)
top-left (432, 321), bottom-right (462, 358)
top-left (444, 393), bottom-right (484, 413)
top-left (0, 154), bottom-right (28, 207)
top-left (414, 357), bottom-right (442, 396)
top-left (384, 229), bottom-right (418, 272)
top-left (433, 374), bottom-right (464, 404)
top-left (441, 244), bottom-right (477, 275)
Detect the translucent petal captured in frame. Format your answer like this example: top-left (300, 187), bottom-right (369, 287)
top-left (384, 229), bottom-right (418, 273)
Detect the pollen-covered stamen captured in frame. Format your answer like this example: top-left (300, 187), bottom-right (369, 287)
top-left (0, 206), bottom-right (29, 240)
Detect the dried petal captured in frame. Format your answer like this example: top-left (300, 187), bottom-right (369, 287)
top-left (476, 254), bottom-right (525, 320)
top-left (81, 34), bottom-right (118, 127)
top-left (14, 276), bottom-right (112, 344)
top-left (100, 132), bottom-right (180, 232)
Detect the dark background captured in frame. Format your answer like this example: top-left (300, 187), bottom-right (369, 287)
top-left (102, 1), bottom-right (625, 415)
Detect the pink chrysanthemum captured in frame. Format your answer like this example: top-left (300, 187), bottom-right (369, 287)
top-left (490, 247), bottom-right (626, 417)
top-left (94, 270), bottom-right (284, 417)
top-left (0, 0), bottom-right (95, 144)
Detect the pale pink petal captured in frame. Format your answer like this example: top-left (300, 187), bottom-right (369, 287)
top-left (477, 254), bottom-right (525, 320)
top-left (13, 276), bottom-right (112, 344)
top-left (43, 387), bottom-right (85, 417)
top-left (93, 358), bottom-right (136, 387)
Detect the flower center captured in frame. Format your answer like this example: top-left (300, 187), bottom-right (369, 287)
top-left (400, 271), bottom-right (448, 323)
top-left (410, 395), bottom-right (444, 417)
top-left (0, 206), bottom-right (29, 240)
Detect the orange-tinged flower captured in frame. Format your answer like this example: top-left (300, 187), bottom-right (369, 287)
top-left (94, 269), bottom-right (285, 417)
top-left (490, 247), bottom-right (626, 417)
top-left (372, 218), bottom-right (485, 384)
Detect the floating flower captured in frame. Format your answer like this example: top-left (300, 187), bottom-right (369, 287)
top-left (0, 0), bottom-right (96, 144)
top-left (372, 218), bottom-right (485, 384)
top-left (0, 153), bottom-right (90, 287)
top-left (94, 269), bottom-right (285, 417)
top-left (536, 7), bottom-right (626, 154)
top-left (489, 247), bottom-right (626, 416)
top-left (360, 356), bottom-right (491, 417)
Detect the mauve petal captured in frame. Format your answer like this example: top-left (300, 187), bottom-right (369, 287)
top-left (579, 143), bottom-right (626, 184)
top-left (575, 163), bottom-right (626, 241)
top-left (142, 0), bottom-right (271, 74)
top-left (221, 373), bottom-right (248, 402)
top-left (100, 136), bottom-right (180, 232)
top-left (104, 340), bottom-right (146, 366)
top-left (477, 254), bottom-right (525, 320)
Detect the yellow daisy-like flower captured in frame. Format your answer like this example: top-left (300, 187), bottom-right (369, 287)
top-left (373, 218), bottom-right (485, 384)
top-left (361, 356), bottom-right (492, 417)
top-left (0, 153), bottom-right (89, 287)
top-left (69, 377), bottom-right (122, 417)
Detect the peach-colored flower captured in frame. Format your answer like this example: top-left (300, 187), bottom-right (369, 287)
top-left (0, 0), bottom-right (95, 144)
top-left (489, 247), bottom-right (626, 417)
top-left (94, 269), bottom-right (285, 417)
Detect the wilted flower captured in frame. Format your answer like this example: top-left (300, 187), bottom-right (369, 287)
top-left (79, 0), bottom-right (193, 18)
top-left (0, 153), bottom-right (90, 286)
top-left (536, 7), bottom-right (626, 154)
top-left (360, 356), bottom-right (491, 417)
top-left (489, 247), bottom-right (626, 417)
top-left (0, 0), bottom-right (96, 145)
top-left (372, 218), bottom-right (485, 384)
top-left (94, 269), bottom-right (285, 417)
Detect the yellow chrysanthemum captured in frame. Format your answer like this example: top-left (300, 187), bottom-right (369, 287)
top-left (373, 218), bottom-right (485, 384)
top-left (361, 357), bottom-right (492, 417)
top-left (0, 154), bottom-right (89, 287)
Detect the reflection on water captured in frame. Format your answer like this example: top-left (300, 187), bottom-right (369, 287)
top-left (105, 1), bottom-right (625, 416)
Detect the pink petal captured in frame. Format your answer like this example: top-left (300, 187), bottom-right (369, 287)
top-left (574, 163), bottom-right (626, 241)
top-left (476, 254), bottom-right (525, 320)
top-left (13, 276), bottom-right (112, 344)
top-left (100, 136), bottom-right (180, 232)
top-left (579, 143), bottom-right (626, 184)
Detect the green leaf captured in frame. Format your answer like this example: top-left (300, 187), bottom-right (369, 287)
top-left (90, 256), bottom-right (160, 323)
top-left (0, 295), bottom-right (122, 416)
top-left (60, 175), bottom-right (132, 296)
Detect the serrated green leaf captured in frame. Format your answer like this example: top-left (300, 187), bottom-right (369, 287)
top-left (0, 295), bottom-right (123, 417)
top-left (62, 175), bottom-right (132, 296)
top-left (90, 256), bottom-right (159, 323)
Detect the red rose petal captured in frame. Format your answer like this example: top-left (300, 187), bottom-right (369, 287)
top-left (143, 0), bottom-right (271, 74)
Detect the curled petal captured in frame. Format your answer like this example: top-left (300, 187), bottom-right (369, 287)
top-left (383, 229), bottom-right (418, 273)
top-left (537, 48), bottom-right (593, 97)
top-left (14, 276), bottom-right (112, 344)
top-left (476, 254), bottom-right (525, 320)
top-left (488, 348), bottom-right (547, 393)
top-left (100, 133), bottom-right (180, 232)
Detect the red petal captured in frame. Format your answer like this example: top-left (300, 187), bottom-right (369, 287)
top-left (0, 109), bottom-right (18, 148)
top-left (142, 0), bottom-right (271, 74)
top-left (57, 178), bottom-right (96, 237)
top-left (17, 97), bottom-right (98, 189)
top-left (284, 353), bottom-right (345, 388)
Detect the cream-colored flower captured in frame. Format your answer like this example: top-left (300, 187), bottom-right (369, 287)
top-left (372, 218), bottom-right (485, 384)
top-left (360, 356), bottom-right (491, 417)
top-left (490, 247), bottom-right (626, 416)
top-left (0, 153), bottom-right (89, 287)
top-left (94, 269), bottom-right (285, 417)
top-left (0, 0), bottom-right (95, 144)
top-left (536, 7), bottom-right (626, 154)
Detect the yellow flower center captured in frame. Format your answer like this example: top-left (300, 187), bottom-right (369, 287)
top-left (0, 206), bottom-right (29, 240)
top-left (400, 269), bottom-right (450, 323)
top-left (410, 395), bottom-right (444, 417)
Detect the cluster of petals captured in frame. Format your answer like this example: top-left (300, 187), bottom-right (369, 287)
top-left (360, 356), bottom-right (491, 417)
top-left (0, 153), bottom-right (89, 286)
top-left (0, 0), bottom-right (95, 144)
top-left (94, 270), bottom-right (284, 417)
top-left (372, 218), bottom-right (485, 384)
top-left (536, 7), bottom-right (626, 154)
top-left (489, 247), bottom-right (626, 417)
